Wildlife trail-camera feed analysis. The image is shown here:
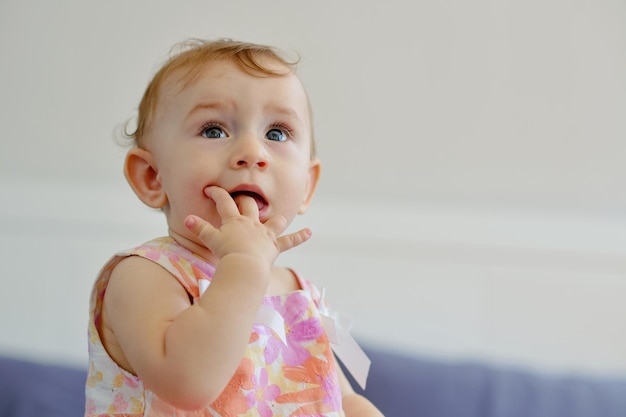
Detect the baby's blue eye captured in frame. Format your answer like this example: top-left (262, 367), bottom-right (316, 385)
top-left (201, 126), bottom-right (226, 139)
top-left (266, 128), bottom-right (286, 142)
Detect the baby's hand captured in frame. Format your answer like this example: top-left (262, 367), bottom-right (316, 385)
top-left (184, 186), bottom-right (312, 265)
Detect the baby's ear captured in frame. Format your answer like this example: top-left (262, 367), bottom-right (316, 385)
top-left (298, 158), bottom-right (321, 214)
top-left (124, 148), bottom-right (167, 209)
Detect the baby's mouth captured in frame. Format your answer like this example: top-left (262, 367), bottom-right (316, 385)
top-left (229, 190), bottom-right (268, 211)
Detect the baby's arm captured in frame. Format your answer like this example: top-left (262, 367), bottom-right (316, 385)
top-left (102, 186), bottom-right (311, 410)
top-left (336, 361), bottom-right (385, 416)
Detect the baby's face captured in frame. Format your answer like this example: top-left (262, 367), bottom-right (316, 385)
top-left (142, 59), bottom-right (319, 256)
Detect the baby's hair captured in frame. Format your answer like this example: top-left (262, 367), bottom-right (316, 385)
top-left (122, 38), bottom-right (316, 156)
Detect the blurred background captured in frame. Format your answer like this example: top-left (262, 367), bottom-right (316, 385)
top-left (1, 0), bottom-right (625, 377)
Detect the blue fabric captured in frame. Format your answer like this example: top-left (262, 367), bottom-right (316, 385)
top-left (0, 356), bottom-right (85, 417)
top-left (353, 346), bottom-right (626, 417)
top-left (2, 348), bottom-right (626, 417)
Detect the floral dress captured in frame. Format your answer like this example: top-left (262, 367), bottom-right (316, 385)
top-left (85, 237), bottom-right (345, 417)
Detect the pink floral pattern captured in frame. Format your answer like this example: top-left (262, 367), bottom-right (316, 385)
top-left (85, 237), bottom-right (345, 417)
top-left (246, 368), bottom-right (281, 417)
top-left (263, 292), bottom-right (324, 367)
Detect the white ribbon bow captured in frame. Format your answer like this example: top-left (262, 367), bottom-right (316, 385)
top-left (317, 287), bottom-right (371, 390)
top-left (197, 279), bottom-right (371, 389)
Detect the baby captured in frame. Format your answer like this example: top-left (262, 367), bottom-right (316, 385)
top-left (85, 38), bottom-right (383, 417)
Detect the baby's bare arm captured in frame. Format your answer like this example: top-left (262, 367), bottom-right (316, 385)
top-left (103, 187), bottom-right (312, 410)
top-left (103, 253), bottom-right (269, 409)
top-left (336, 361), bottom-right (386, 417)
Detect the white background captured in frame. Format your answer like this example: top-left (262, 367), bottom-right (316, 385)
top-left (1, 0), bottom-right (625, 377)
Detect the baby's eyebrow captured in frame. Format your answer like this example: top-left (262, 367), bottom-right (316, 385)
top-left (264, 103), bottom-right (304, 124)
top-left (185, 101), bottom-right (231, 120)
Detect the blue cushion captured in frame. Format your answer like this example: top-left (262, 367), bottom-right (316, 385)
top-left (352, 346), bottom-right (626, 417)
top-left (0, 356), bottom-right (85, 417)
top-left (2, 349), bottom-right (626, 417)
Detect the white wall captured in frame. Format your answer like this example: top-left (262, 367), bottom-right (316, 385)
top-left (1, 0), bottom-right (625, 376)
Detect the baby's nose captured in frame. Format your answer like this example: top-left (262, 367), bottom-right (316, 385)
top-left (231, 135), bottom-right (269, 169)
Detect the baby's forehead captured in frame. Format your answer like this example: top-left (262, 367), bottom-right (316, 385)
top-left (157, 58), bottom-right (310, 115)
top-left (168, 57), bottom-right (294, 92)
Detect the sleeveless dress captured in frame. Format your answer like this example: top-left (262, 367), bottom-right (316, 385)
top-left (85, 237), bottom-right (345, 417)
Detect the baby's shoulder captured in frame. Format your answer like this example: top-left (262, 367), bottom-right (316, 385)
top-left (108, 255), bottom-right (184, 296)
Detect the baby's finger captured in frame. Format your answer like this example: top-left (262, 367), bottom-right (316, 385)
top-left (204, 186), bottom-right (239, 219)
top-left (263, 215), bottom-right (288, 236)
top-left (184, 214), bottom-right (217, 241)
top-left (233, 194), bottom-right (259, 217)
top-left (277, 228), bottom-right (312, 253)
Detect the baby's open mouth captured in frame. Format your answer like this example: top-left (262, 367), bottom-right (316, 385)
top-left (229, 190), bottom-right (268, 211)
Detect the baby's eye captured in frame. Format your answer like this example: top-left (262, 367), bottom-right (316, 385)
top-left (266, 129), bottom-right (285, 142)
top-left (200, 124), bottom-right (226, 139)
top-left (266, 127), bottom-right (289, 142)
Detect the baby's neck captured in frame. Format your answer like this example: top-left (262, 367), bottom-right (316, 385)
top-left (168, 228), bottom-right (218, 265)
top-left (168, 228), bottom-right (300, 296)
